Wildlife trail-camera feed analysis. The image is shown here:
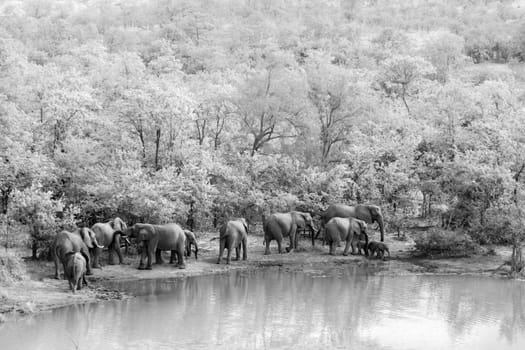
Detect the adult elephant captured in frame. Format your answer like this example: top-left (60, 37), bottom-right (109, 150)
top-left (91, 217), bottom-right (128, 267)
top-left (263, 211), bottom-right (316, 255)
top-left (126, 223), bottom-right (186, 270)
top-left (217, 218), bottom-right (248, 264)
top-left (53, 228), bottom-right (103, 279)
top-left (324, 217), bottom-right (368, 256)
top-left (318, 204), bottom-right (385, 242)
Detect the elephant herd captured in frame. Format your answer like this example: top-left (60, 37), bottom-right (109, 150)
top-left (52, 204), bottom-right (389, 293)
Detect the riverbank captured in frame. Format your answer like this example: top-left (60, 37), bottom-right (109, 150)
top-left (0, 231), bottom-right (517, 321)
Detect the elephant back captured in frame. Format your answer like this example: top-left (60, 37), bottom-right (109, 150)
top-left (155, 223), bottom-right (186, 250)
top-left (91, 223), bottom-right (112, 247)
top-left (54, 231), bottom-right (83, 261)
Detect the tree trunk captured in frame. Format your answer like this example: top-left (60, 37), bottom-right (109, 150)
top-left (32, 239), bottom-right (38, 260)
top-left (154, 128), bottom-right (161, 170)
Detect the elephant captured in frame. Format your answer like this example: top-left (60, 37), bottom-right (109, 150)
top-left (53, 228), bottom-right (103, 279)
top-left (357, 240), bottom-right (368, 252)
top-left (367, 241), bottom-right (390, 260)
top-left (318, 204), bottom-right (385, 242)
top-left (126, 223), bottom-right (186, 270)
top-left (64, 252), bottom-right (88, 293)
top-left (183, 229), bottom-right (198, 260)
top-left (217, 218), bottom-right (248, 264)
top-left (91, 217), bottom-right (128, 267)
top-left (263, 211), bottom-right (316, 255)
top-left (324, 217), bottom-right (368, 256)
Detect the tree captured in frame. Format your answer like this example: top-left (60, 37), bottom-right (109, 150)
top-left (8, 183), bottom-right (76, 259)
top-left (117, 76), bottom-right (195, 170)
top-left (423, 31), bottom-right (465, 83)
top-left (188, 72), bottom-right (236, 149)
top-left (306, 58), bottom-right (373, 163)
top-left (377, 55), bottom-right (435, 115)
top-left (234, 58), bottom-right (308, 156)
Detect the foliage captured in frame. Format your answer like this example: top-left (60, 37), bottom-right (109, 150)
top-left (7, 183), bottom-right (77, 258)
top-left (413, 229), bottom-right (480, 258)
top-left (0, 0), bottom-right (525, 259)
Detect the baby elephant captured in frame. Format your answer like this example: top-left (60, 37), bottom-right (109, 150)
top-left (367, 241), bottom-right (390, 260)
top-left (65, 252), bottom-right (88, 293)
top-left (183, 229), bottom-right (199, 260)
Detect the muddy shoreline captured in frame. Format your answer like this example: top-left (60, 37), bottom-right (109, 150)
top-left (0, 232), bottom-right (518, 322)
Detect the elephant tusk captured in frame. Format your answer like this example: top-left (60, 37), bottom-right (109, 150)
top-left (96, 244), bottom-right (104, 249)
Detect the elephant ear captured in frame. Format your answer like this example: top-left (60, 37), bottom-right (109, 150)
top-left (111, 217), bottom-right (127, 232)
top-left (78, 228), bottom-right (94, 249)
top-left (240, 218), bottom-right (248, 234)
top-left (357, 219), bottom-right (367, 232)
top-left (137, 226), bottom-right (152, 241)
top-left (368, 205), bottom-right (380, 217)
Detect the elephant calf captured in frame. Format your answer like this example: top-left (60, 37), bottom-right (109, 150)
top-left (367, 241), bottom-right (390, 260)
top-left (65, 252), bottom-right (88, 293)
top-left (217, 218), bottom-right (248, 264)
top-left (183, 229), bottom-right (198, 260)
top-left (324, 217), bottom-right (368, 256)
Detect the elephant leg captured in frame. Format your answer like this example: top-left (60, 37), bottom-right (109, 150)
top-left (91, 247), bottom-right (102, 268)
top-left (351, 240), bottom-right (358, 255)
top-left (54, 254), bottom-right (61, 279)
top-left (138, 242), bottom-right (147, 269)
top-left (217, 239), bottom-right (226, 264)
top-left (235, 246), bottom-right (240, 261)
top-left (77, 277), bottom-right (82, 291)
top-left (82, 274), bottom-right (88, 287)
top-left (169, 250), bottom-right (176, 264)
top-left (242, 238), bottom-right (247, 260)
top-left (114, 235), bottom-right (124, 264)
top-left (185, 243), bottom-right (190, 258)
top-left (146, 247), bottom-right (153, 270)
top-left (226, 245), bottom-right (232, 264)
top-left (69, 281), bottom-right (75, 293)
top-left (82, 251), bottom-right (93, 275)
top-left (286, 234), bottom-right (294, 253)
top-left (329, 242), bottom-right (336, 255)
top-left (155, 249), bottom-right (165, 264)
top-left (342, 240), bottom-right (351, 256)
top-left (277, 239), bottom-right (283, 254)
top-left (177, 249), bottom-right (186, 269)
top-left (264, 237), bottom-right (271, 255)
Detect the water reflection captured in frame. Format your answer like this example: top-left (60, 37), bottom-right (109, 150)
top-left (1, 268), bottom-right (524, 350)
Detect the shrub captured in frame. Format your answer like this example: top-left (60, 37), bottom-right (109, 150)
top-left (413, 228), bottom-right (480, 257)
top-left (7, 183), bottom-right (77, 259)
top-left (0, 254), bottom-right (27, 284)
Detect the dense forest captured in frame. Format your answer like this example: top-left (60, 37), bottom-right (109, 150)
top-left (1, 0), bottom-right (525, 261)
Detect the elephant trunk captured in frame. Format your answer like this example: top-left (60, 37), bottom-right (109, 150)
top-left (364, 232), bottom-right (369, 256)
top-left (376, 215), bottom-right (385, 242)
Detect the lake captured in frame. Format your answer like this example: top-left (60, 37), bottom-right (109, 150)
top-left (1, 267), bottom-right (524, 349)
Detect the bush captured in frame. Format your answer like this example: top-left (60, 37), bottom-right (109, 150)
top-left (413, 228), bottom-right (480, 257)
top-left (0, 254), bottom-right (27, 284)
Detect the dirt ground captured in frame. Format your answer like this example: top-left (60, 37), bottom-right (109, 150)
top-left (0, 229), bottom-right (518, 321)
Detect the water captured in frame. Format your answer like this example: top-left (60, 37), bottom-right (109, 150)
top-left (1, 267), bottom-right (524, 350)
